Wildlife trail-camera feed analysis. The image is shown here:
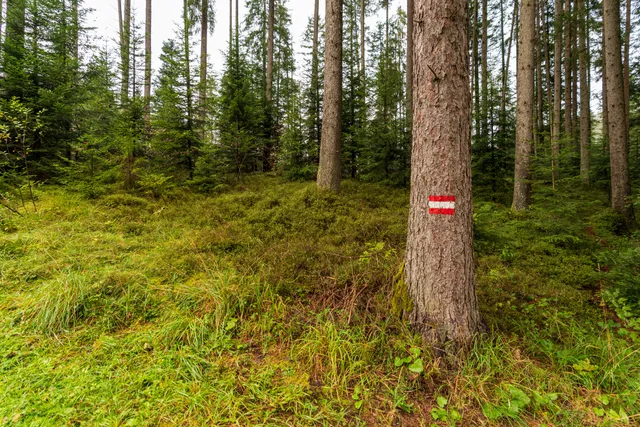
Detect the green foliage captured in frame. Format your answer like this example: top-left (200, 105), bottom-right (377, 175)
top-left (600, 248), bottom-right (640, 330)
top-left (1, 178), bottom-right (640, 425)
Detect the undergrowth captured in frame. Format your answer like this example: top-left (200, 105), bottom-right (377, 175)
top-left (0, 176), bottom-right (639, 425)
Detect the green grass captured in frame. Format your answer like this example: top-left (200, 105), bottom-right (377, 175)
top-left (1, 176), bottom-right (639, 425)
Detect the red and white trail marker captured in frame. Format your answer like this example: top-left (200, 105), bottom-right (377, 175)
top-left (428, 195), bottom-right (456, 215)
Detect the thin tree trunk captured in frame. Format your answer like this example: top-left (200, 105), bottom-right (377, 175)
top-left (145, 0), bottom-right (152, 124)
top-left (317, 0), bottom-right (343, 192)
top-left (501, 0), bottom-right (518, 115)
top-left (406, 0), bottom-right (482, 352)
top-left (481, 0), bottom-right (488, 142)
top-left (183, 0), bottom-right (193, 172)
top-left (535, 0), bottom-right (544, 156)
top-left (312, 0), bottom-right (321, 152)
top-left (623, 0), bottom-right (630, 141)
top-left (603, 0), bottom-right (635, 225)
top-left (407, 0), bottom-right (413, 125)
top-left (578, 0), bottom-right (589, 183)
top-left (229, 0), bottom-right (232, 51)
top-left (266, 0), bottom-right (274, 103)
top-left (544, 0), bottom-right (553, 139)
top-left (199, 0), bottom-right (208, 139)
top-left (552, 0), bottom-right (562, 183)
top-left (563, 0), bottom-right (572, 140)
top-left (473, 0), bottom-right (480, 139)
top-left (572, 12), bottom-right (579, 155)
top-left (361, 0), bottom-right (366, 75)
top-left (71, 0), bottom-right (79, 62)
top-left (513, 0), bottom-right (536, 211)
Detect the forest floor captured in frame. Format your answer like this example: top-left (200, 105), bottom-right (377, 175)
top-left (1, 176), bottom-right (639, 426)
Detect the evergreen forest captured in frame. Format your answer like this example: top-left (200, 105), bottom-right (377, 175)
top-left (1, 0), bottom-right (640, 424)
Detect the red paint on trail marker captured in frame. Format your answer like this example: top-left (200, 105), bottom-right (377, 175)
top-left (428, 195), bottom-right (456, 215)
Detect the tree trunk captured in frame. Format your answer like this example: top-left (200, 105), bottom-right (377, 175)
top-left (123, 0), bottom-right (131, 105)
top-left (361, 0), bottom-right (366, 76)
top-left (199, 0), bottom-right (208, 139)
top-left (563, 0), bottom-right (571, 141)
top-left (407, 0), bottom-right (414, 125)
top-left (145, 0), bottom-right (152, 124)
top-left (312, 0), bottom-right (321, 152)
top-left (183, 0), bottom-right (193, 172)
top-left (603, 0), bottom-right (635, 225)
top-left (623, 0), bottom-right (630, 142)
top-left (513, 0), bottom-right (536, 211)
top-left (535, 0), bottom-right (544, 156)
top-left (473, 0), bottom-right (480, 139)
top-left (481, 0), bottom-right (488, 142)
top-left (317, 0), bottom-right (343, 192)
top-left (405, 0), bottom-right (483, 352)
top-left (552, 0), bottom-right (562, 183)
top-left (578, 0), bottom-right (589, 184)
top-left (266, 0), bottom-right (274, 103)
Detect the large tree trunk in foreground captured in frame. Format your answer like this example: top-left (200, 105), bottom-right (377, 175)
top-left (405, 0), bottom-right (482, 352)
top-left (513, 0), bottom-right (536, 211)
top-left (317, 0), bottom-right (343, 192)
top-left (603, 0), bottom-right (635, 225)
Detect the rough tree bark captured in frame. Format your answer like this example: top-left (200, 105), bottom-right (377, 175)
top-left (578, 0), bottom-right (589, 184)
top-left (317, 0), bottom-right (343, 192)
top-left (603, 0), bottom-right (635, 225)
top-left (513, 0), bottom-right (536, 210)
top-left (405, 0), bottom-right (483, 352)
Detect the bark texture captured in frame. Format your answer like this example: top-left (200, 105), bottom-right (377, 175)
top-left (603, 0), bottom-right (635, 224)
top-left (513, 0), bottom-right (536, 211)
top-left (407, 0), bottom-right (414, 123)
top-left (317, 0), bottom-right (343, 192)
top-left (405, 0), bottom-right (482, 350)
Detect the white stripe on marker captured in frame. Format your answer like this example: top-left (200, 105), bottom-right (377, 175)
top-left (428, 201), bottom-right (456, 209)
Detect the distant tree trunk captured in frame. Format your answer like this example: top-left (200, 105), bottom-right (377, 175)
top-left (481, 0), bottom-right (488, 142)
top-left (266, 0), bottom-right (274, 103)
top-left (0, 0), bottom-right (4, 50)
top-left (513, 0), bottom-right (536, 211)
top-left (118, 0), bottom-right (131, 105)
top-left (229, 0), bottom-right (233, 50)
top-left (552, 0), bottom-right (562, 183)
top-left (473, 0), bottom-right (480, 138)
top-left (623, 0), bottom-right (630, 141)
top-left (578, 0), bottom-right (589, 184)
top-left (544, 0), bottom-right (553, 139)
top-left (317, 0), bottom-right (343, 192)
top-left (535, 0), bottom-right (543, 156)
top-left (183, 0), bottom-right (193, 172)
top-left (603, 0), bottom-right (635, 225)
top-left (501, 0), bottom-right (518, 121)
top-left (199, 0), bottom-right (208, 139)
top-left (405, 0), bottom-right (483, 352)
top-left (407, 0), bottom-right (413, 125)
top-left (145, 0), bottom-right (152, 124)
top-left (312, 0), bottom-right (321, 152)
top-left (361, 0), bottom-right (366, 76)
top-left (563, 0), bottom-right (572, 140)
top-left (71, 0), bottom-right (79, 62)
top-left (571, 12), bottom-right (579, 154)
